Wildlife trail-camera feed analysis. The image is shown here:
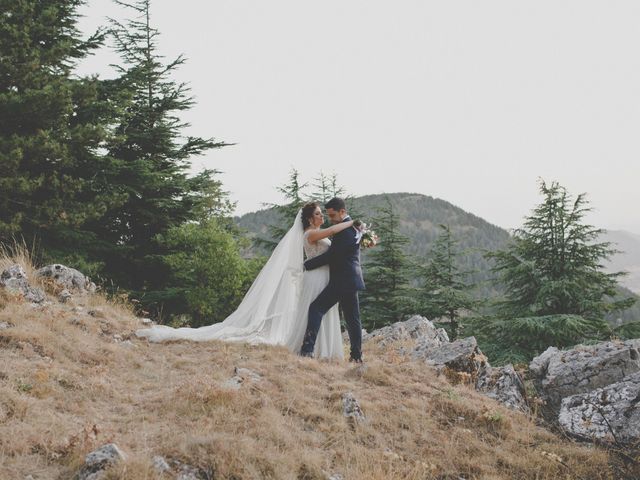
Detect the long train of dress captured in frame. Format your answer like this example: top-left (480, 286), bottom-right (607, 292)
top-left (135, 224), bottom-right (344, 359)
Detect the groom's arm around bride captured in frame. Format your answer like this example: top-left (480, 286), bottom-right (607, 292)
top-left (300, 198), bottom-right (365, 362)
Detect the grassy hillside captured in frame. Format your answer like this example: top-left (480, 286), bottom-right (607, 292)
top-left (0, 255), bottom-right (624, 479)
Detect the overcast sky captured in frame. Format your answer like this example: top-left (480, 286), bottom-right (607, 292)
top-left (76, 1), bottom-right (640, 233)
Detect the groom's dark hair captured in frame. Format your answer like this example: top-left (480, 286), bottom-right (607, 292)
top-left (325, 197), bottom-right (346, 211)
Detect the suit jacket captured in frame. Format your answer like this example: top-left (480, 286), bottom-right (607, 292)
top-left (304, 216), bottom-right (365, 292)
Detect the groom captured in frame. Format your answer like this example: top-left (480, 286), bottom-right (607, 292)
top-left (300, 197), bottom-right (365, 362)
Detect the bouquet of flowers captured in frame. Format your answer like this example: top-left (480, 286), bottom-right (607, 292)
top-left (353, 220), bottom-right (379, 249)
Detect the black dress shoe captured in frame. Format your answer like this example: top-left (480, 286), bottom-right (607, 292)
top-left (300, 351), bottom-right (313, 358)
top-left (349, 356), bottom-right (363, 363)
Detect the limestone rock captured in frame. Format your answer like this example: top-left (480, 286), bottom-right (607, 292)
top-left (416, 336), bottom-right (488, 377)
top-left (559, 371), bottom-right (640, 444)
top-left (152, 455), bottom-right (170, 474)
top-left (342, 392), bottom-right (365, 423)
top-left (88, 308), bottom-right (106, 318)
top-left (476, 364), bottom-right (528, 411)
top-left (37, 264), bottom-right (96, 294)
top-left (222, 367), bottom-right (262, 390)
top-left (364, 315), bottom-right (449, 349)
top-left (77, 443), bottom-right (125, 480)
top-left (0, 321), bottom-right (12, 330)
top-left (0, 264), bottom-right (45, 303)
top-left (58, 289), bottom-right (72, 303)
top-left (529, 341), bottom-right (640, 412)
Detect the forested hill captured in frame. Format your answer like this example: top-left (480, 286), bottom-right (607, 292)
top-left (235, 193), bottom-right (640, 321)
top-left (236, 192), bottom-right (512, 295)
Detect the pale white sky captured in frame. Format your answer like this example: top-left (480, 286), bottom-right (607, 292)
top-left (77, 1), bottom-right (640, 233)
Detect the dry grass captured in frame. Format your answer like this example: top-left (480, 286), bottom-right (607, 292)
top-left (0, 255), bottom-right (628, 479)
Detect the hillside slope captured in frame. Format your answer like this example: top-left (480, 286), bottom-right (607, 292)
top-left (0, 263), bottom-right (622, 479)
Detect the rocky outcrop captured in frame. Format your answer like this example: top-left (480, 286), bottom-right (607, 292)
top-left (37, 264), bottom-right (96, 294)
top-left (476, 364), bottom-right (528, 412)
top-left (530, 340), bottom-right (640, 444)
top-left (365, 317), bottom-right (526, 411)
top-left (416, 336), bottom-right (488, 376)
top-left (529, 341), bottom-right (640, 413)
top-left (364, 315), bottom-right (449, 348)
top-left (559, 371), bottom-right (640, 444)
top-left (0, 264), bottom-right (45, 303)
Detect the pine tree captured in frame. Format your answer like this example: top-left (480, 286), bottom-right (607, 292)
top-left (311, 172), bottom-right (346, 228)
top-left (90, 0), bottom-right (229, 301)
top-left (420, 224), bottom-right (477, 340)
top-left (0, 0), bottom-right (125, 271)
top-left (259, 169), bottom-right (308, 249)
top-left (360, 196), bottom-right (418, 329)
top-left (474, 180), bottom-right (636, 363)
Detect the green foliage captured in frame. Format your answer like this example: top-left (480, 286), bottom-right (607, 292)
top-left (614, 320), bottom-right (640, 340)
top-left (0, 0), bottom-right (125, 270)
top-left (468, 314), bottom-right (610, 365)
top-left (85, 0), bottom-right (229, 309)
top-left (476, 180), bottom-right (636, 364)
top-left (419, 225), bottom-right (478, 339)
top-left (360, 197), bottom-right (418, 329)
top-left (606, 286), bottom-right (640, 327)
top-left (260, 169), bottom-right (308, 247)
top-left (152, 219), bottom-right (257, 326)
top-left (345, 193), bottom-right (510, 300)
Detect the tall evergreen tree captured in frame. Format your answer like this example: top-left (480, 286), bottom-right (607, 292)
top-left (474, 180), bottom-right (635, 363)
top-left (420, 224), bottom-right (477, 340)
top-left (360, 196), bottom-right (418, 329)
top-left (90, 0), bottom-right (228, 299)
top-left (257, 168), bottom-right (308, 249)
top-left (0, 0), bottom-right (125, 270)
top-left (311, 172), bottom-right (345, 228)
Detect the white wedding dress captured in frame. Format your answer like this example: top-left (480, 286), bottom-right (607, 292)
top-left (135, 210), bottom-right (344, 359)
top-left (284, 231), bottom-right (344, 359)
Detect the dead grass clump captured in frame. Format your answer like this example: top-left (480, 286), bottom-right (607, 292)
top-left (0, 240), bottom-right (39, 281)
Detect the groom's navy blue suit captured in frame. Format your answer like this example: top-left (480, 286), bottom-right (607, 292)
top-left (301, 216), bottom-right (365, 360)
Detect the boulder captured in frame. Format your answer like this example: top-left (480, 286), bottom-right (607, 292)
top-left (415, 336), bottom-right (488, 378)
top-left (37, 264), bottom-right (96, 294)
top-left (58, 289), bottom-right (72, 303)
top-left (77, 443), bottom-right (125, 480)
top-left (559, 371), bottom-right (640, 444)
top-left (152, 455), bottom-right (170, 474)
top-left (529, 341), bottom-right (640, 412)
top-left (364, 315), bottom-right (449, 349)
top-left (342, 392), bottom-right (365, 423)
top-left (476, 364), bottom-right (528, 411)
top-left (222, 367), bottom-right (262, 390)
top-left (0, 264), bottom-right (45, 303)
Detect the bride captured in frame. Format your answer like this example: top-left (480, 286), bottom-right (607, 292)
top-left (135, 202), bottom-right (355, 359)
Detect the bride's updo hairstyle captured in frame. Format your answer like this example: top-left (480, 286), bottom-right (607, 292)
top-left (301, 202), bottom-right (319, 229)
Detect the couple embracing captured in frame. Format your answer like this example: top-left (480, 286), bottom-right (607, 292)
top-left (137, 197), bottom-right (365, 362)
